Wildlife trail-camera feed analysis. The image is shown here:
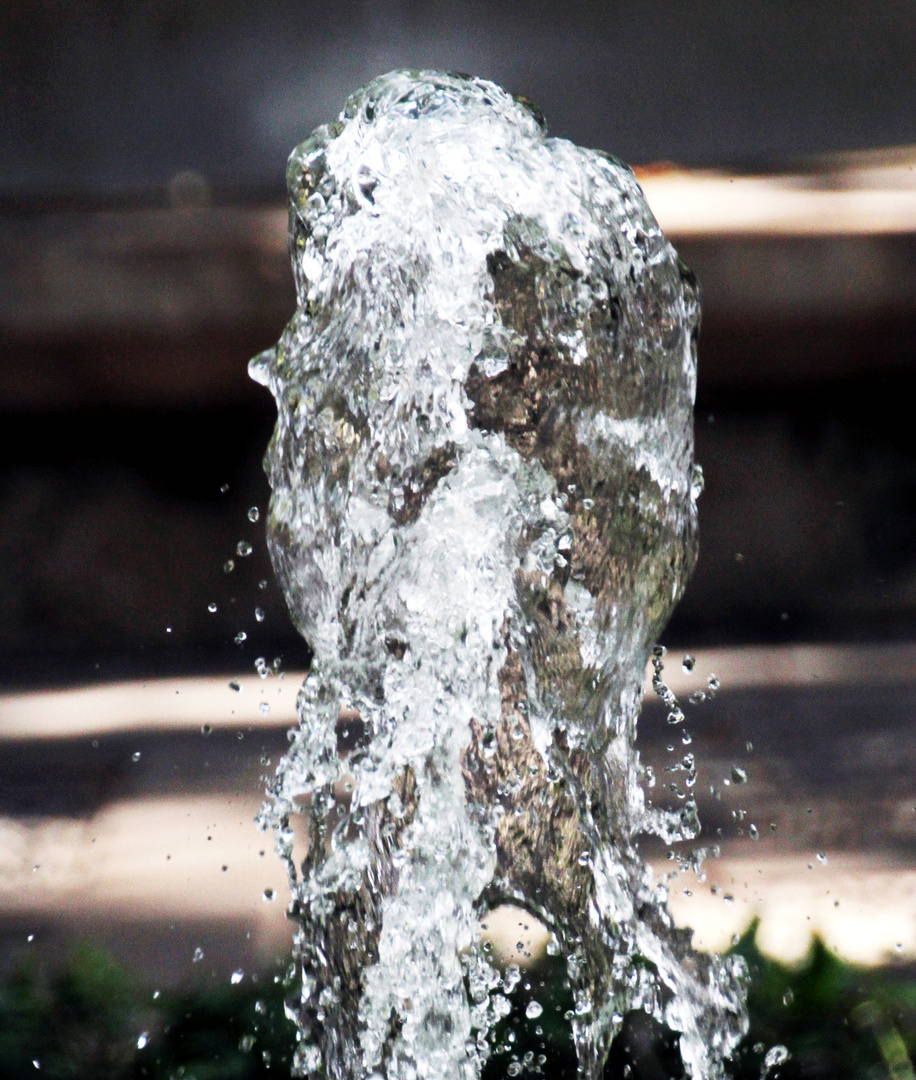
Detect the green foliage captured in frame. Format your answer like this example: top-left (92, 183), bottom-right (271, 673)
top-left (2, 928), bottom-right (916, 1079)
top-left (729, 919), bottom-right (916, 1080)
top-left (0, 943), bottom-right (140, 1078)
top-left (0, 944), bottom-right (295, 1080)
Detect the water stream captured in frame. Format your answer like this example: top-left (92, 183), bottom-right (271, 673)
top-left (250, 70), bottom-right (747, 1079)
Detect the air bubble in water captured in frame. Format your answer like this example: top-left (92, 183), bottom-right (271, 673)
top-left (192, 947), bottom-right (204, 963)
top-left (231, 970), bottom-right (244, 984)
top-left (131, 751), bottom-right (141, 762)
top-left (235, 631), bottom-right (248, 645)
top-left (730, 766), bottom-right (748, 784)
top-left (208, 602), bottom-right (218, 613)
top-left (259, 701), bottom-right (270, 715)
top-left (237, 541), bottom-right (253, 557)
top-left (223, 559), bottom-right (235, 574)
top-left (682, 654), bottom-right (695, 672)
top-left (255, 607), bottom-right (265, 622)
top-left (525, 1000), bottom-right (543, 1020)
top-left (137, 1033), bottom-right (149, 1050)
top-left (228, 680), bottom-right (241, 692)
top-left (248, 506), bottom-right (260, 522)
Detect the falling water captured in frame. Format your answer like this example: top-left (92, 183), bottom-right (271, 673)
top-left (250, 70), bottom-right (747, 1079)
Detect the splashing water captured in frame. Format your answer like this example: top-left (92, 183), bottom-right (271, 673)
top-left (251, 70), bottom-right (747, 1079)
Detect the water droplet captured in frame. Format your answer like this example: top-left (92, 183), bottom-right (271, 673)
top-left (235, 631), bottom-right (248, 645)
top-left (763, 1045), bottom-right (790, 1075)
top-left (201, 723), bottom-right (212, 735)
top-left (749, 824), bottom-right (759, 840)
top-left (223, 559), bottom-right (235, 573)
top-left (220, 483), bottom-right (230, 494)
top-left (263, 888), bottom-right (276, 902)
top-left (248, 506), bottom-right (260, 522)
top-left (207, 602), bottom-right (218, 613)
top-left (525, 1000), bottom-right (543, 1020)
top-left (782, 989), bottom-right (793, 1006)
top-left (137, 1032), bottom-right (149, 1050)
top-left (681, 654), bottom-right (695, 672)
top-left (237, 541), bottom-right (253, 557)
top-left (258, 578), bottom-right (268, 590)
top-left (165, 626), bottom-right (172, 634)
top-left (231, 970), bottom-right (244, 984)
top-left (152, 990), bottom-right (160, 999)
top-left (229, 679), bottom-right (241, 692)
top-left (239, 1034), bottom-right (256, 1052)
top-left (132, 751), bottom-right (141, 763)
top-left (27, 933), bottom-right (34, 943)
top-left (32, 1060), bottom-right (40, 1069)
top-left (730, 766), bottom-right (747, 784)
top-left (259, 702), bottom-right (271, 715)
top-left (32, 864), bottom-right (40, 873)
top-left (255, 607), bottom-right (265, 622)
top-left (192, 946), bottom-right (204, 963)
top-left (707, 674), bottom-right (720, 693)
top-left (816, 852), bottom-right (827, 865)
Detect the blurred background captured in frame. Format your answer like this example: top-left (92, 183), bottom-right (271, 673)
top-left (3, 1), bottom-right (916, 1073)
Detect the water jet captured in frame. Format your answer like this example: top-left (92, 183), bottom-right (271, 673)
top-left (250, 70), bottom-right (746, 1079)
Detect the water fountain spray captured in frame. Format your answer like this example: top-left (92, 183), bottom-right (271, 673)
top-left (251, 70), bottom-right (746, 1079)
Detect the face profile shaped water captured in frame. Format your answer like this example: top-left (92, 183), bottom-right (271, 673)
top-left (251, 70), bottom-right (746, 1079)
